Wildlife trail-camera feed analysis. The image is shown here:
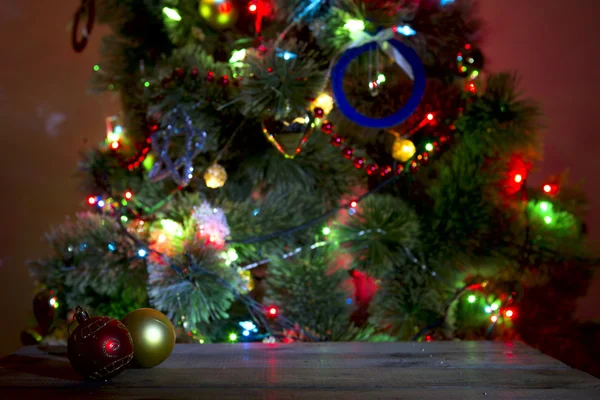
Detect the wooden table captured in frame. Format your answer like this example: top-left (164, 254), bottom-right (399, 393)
top-left (1, 342), bottom-right (598, 399)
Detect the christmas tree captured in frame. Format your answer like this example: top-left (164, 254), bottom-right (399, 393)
top-left (31, 0), bottom-right (595, 346)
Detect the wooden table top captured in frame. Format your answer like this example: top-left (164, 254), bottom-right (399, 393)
top-left (1, 341), bottom-right (598, 399)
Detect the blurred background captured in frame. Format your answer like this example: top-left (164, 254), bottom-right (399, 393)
top-left (0, 0), bottom-right (598, 357)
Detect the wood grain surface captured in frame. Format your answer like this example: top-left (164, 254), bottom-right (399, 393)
top-left (1, 342), bottom-right (598, 399)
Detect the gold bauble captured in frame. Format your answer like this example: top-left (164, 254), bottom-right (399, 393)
top-left (204, 163), bottom-right (227, 189)
top-left (311, 93), bottom-right (334, 115)
top-left (392, 138), bottom-right (416, 162)
top-left (121, 308), bottom-right (175, 368)
top-left (262, 114), bottom-right (314, 159)
top-left (199, 0), bottom-right (238, 30)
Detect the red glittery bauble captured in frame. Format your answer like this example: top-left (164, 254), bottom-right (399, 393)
top-left (67, 306), bottom-right (134, 381)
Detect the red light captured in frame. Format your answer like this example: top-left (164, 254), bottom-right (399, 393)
top-left (350, 201), bottom-right (358, 208)
top-left (465, 43), bottom-right (472, 50)
top-left (426, 113), bottom-right (434, 121)
top-left (104, 339), bottom-right (121, 355)
top-left (491, 315), bottom-right (498, 323)
top-left (125, 191), bottom-right (133, 200)
top-left (219, 2), bottom-right (232, 13)
top-left (249, 3), bottom-right (257, 12)
top-left (111, 141), bottom-right (120, 150)
top-left (514, 174), bottom-right (523, 183)
top-left (88, 196), bottom-right (97, 205)
top-left (268, 307), bottom-right (277, 316)
top-left (543, 184), bottom-right (552, 193)
top-left (468, 83), bottom-right (477, 93)
top-left (505, 309), bottom-right (514, 318)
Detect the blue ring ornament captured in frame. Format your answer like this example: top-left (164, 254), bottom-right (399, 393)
top-left (331, 39), bottom-right (426, 129)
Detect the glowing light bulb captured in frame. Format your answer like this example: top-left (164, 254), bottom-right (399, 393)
top-left (269, 307), bottom-right (278, 316)
top-left (120, 215), bottom-right (129, 223)
top-left (162, 7), bottom-right (182, 21)
top-left (229, 333), bottom-right (238, 342)
top-left (97, 200), bottom-right (105, 208)
top-left (111, 141), bottom-right (120, 150)
top-left (544, 216), bottom-right (552, 224)
top-left (425, 143), bottom-right (434, 152)
top-left (467, 295), bottom-right (476, 303)
top-left (491, 315), bottom-right (498, 323)
top-left (491, 303), bottom-right (498, 311)
top-left (539, 201), bottom-right (549, 211)
top-left (427, 113), bottom-right (434, 121)
top-left (158, 233), bottom-right (167, 243)
top-left (243, 330), bottom-right (250, 337)
top-left (344, 19), bottom-right (365, 33)
top-left (125, 191), bottom-right (133, 200)
top-left (49, 297), bottom-right (56, 307)
top-left (249, 4), bottom-right (257, 12)
top-left (514, 174), bottom-right (522, 183)
top-left (396, 25), bottom-right (416, 36)
top-left (322, 227), bottom-right (331, 235)
top-left (313, 93), bottom-right (334, 115)
top-left (505, 309), bottom-right (514, 318)
top-left (350, 201), bottom-right (358, 208)
top-left (484, 306), bottom-right (492, 313)
top-left (88, 196), bottom-right (97, 205)
top-left (229, 49), bottom-right (247, 64)
top-left (145, 326), bottom-right (162, 344)
top-left (93, 65), bottom-right (100, 72)
top-left (137, 248), bottom-right (147, 258)
top-left (543, 184), bottom-right (552, 193)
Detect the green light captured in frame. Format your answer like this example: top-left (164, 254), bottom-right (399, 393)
top-left (162, 7), bottom-right (182, 21)
top-left (377, 73), bottom-right (386, 84)
top-left (120, 215), bottom-right (129, 223)
top-left (470, 70), bottom-right (479, 78)
top-left (142, 154), bottom-right (154, 171)
top-left (461, 66), bottom-right (467, 72)
top-left (108, 84), bottom-right (115, 90)
top-left (490, 303), bottom-right (498, 311)
top-left (144, 81), bottom-right (150, 88)
top-left (344, 19), bottom-right (365, 33)
top-left (161, 219), bottom-right (184, 237)
top-left (544, 216), bottom-right (552, 224)
top-left (322, 227), bottom-right (331, 235)
top-left (228, 333), bottom-right (238, 342)
top-left (227, 248), bottom-right (239, 262)
top-left (121, 199), bottom-right (128, 206)
top-left (93, 65), bottom-right (100, 72)
top-left (539, 201), bottom-right (549, 212)
top-left (229, 49), bottom-right (247, 64)
top-left (425, 143), bottom-right (434, 152)
top-left (467, 295), bottom-right (476, 303)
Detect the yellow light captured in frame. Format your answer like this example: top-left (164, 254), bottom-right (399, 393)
top-left (392, 139), bottom-right (416, 162)
top-left (160, 219), bottom-right (184, 237)
top-left (204, 163), bottom-right (228, 189)
top-left (145, 326), bottom-right (163, 344)
top-left (200, 4), bottom-right (212, 19)
top-left (344, 19), bottom-right (365, 32)
top-left (217, 12), bottom-right (230, 25)
top-left (312, 93), bottom-right (334, 115)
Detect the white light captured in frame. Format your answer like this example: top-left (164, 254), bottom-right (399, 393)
top-left (485, 306), bottom-right (492, 313)
top-left (97, 200), bottom-right (105, 208)
top-left (145, 326), bottom-right (162, 344)
top-left (138, 248), bottom-right (147, 257)
top-left (49, 297), bottom-right (56, 306)
top-left (239, 321), bottom-right (257, 331)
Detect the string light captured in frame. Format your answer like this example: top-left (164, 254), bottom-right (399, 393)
top-left (242, 330), bottom-right (250, 336)
top-left (484, 306), bottom-right (492, 313)
top-left (544, 216), bottom-right (552, 224)
top-left (268, 307), bottom-right (278, 317)
top-left (88, 196), bottom-right (97, 205)
top-left (344, 19), bottom-right (365, 33)
top-left (162, 7), bottom-right (182, 21)
top-left (467, 295), bottom-right (476, 303)
top-left (505, 309), bottom-right (514, 318)
top-left (111, 141), bottom-right (120, 150)
top-left (120, 215), bottom-right (129, 223)
top-left (137, 248), bottom-right (148, 258)
top-left (425, 143), bottom-right (434, 152)
top-left (97, 200), bottom-right (105, 208)
top-left (491, 303), bottom-right (498, 311)
top-left (490, 315), bottom-right (498, 323)
top-left (539, 201), bottom-right (550, 212)
top-left (514, 174), bottom-right (523, 183)
top-left (125, 191), bottom-right (133, 200)
top-left (543, 184), bottom-right (552, 193)
top-left (322, 227), bottom-right (331, 235)
top-left (228, 333), bottom-right (238, 342)
top-left (248, 3), bottom-right (257, 12)
top-left (350, 201), bottom-right (358, 209)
